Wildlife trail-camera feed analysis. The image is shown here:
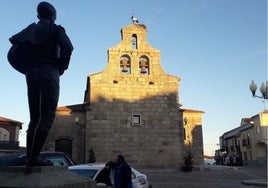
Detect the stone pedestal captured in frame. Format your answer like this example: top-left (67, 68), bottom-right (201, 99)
top-left (0, 166), bottom-right (97, 188)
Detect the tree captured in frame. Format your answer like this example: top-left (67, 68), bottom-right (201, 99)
top-left (182, 150), bottom-right (193, 172)
top-left (87, 149), bottom-right (96, 163)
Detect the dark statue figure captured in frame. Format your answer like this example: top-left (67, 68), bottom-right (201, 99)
top-left (7, 1), bottom-right (73, 166)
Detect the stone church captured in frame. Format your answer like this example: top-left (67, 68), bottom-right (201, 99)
top-left (43, 19), bottom-right (204, 168)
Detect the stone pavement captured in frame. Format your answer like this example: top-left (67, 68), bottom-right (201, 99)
top-left (0, 166), bottom-right (97, 188)
top-left (202, 165), bottom-right (267, 187)
top-left (140, 165), bottom-right (267, 188)
top-left (238, 165), bottom-right (267, 187)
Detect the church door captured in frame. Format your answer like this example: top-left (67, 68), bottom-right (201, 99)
top-left (55, 138), bottom-right (72, 157)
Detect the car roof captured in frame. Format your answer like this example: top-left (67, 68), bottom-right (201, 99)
top-left (0, 151), bottom-right (75, 166)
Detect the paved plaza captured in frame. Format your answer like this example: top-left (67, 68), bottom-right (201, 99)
top-left (140, 165), bottom-right (267, 188)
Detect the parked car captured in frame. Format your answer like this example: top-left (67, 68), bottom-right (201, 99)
top-left (204, 158), bottom-right (216, 165)
top-left (0, 151), bottom-right (75, 166)
top-left (69, 163), bottom-right (151, 188)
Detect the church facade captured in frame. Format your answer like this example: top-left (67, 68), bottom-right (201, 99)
top-left (43, 21), bottom-right (204, 168)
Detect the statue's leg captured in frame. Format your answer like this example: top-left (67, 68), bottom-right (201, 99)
top-left (26, 122), bottom-right (37, 165)
top-left (27, 73), bottom-right (59, 166)
top-left (25, 73), bottom-right (40, 165)
top-left (28, 124), bottom-right (51, 166)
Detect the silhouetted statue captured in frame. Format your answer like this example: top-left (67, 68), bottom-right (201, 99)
top-left (7, 1), bottom-right (73, 166)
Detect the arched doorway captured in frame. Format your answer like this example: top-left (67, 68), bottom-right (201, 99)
top-left (55, 138), bottom-right (72, 157)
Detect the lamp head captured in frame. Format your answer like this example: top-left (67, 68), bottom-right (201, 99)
top-left (249, 80), bottom-right (257, 97)
top-left (260, 82), bottom-right (268, 99)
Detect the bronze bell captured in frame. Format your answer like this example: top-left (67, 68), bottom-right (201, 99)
top-left (122, 66), bottom-right (128, 72)
top-left (140, 67), bottom-right (147, 74)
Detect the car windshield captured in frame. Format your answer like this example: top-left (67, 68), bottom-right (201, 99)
top-left (69, 169), bottom-right (98, 179)
top-left (45, 156), bottom-right (68, 166)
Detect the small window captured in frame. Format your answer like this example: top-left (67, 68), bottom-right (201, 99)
top-left (132, 114), bottom-right (141, 125)
top-left (237, 139), bottom-right (240, 146)
top-left (132, 34), bottom-right (137, 49)
top-left (0, 128), bottom-right (10, 141)
top-left (256, 126), bottom-right (260, 134)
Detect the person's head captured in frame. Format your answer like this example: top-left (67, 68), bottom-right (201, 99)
top-left (105, 161), bottom-right (114, 170)
top-left (115, 155), bottom-right (125, 165)
top-left (37, 1), bottom-right (56, 23)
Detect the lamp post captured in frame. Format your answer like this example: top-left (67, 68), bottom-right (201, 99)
top-left (249, 80), bottom-right (267, 99)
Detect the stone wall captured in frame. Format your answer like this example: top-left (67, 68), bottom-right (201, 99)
top-left (86, 94), bottom-right (183, 167)
top-left (182, 110), bottom-right (204, 165)
top-left (44, 105), bottom-right (87, 163)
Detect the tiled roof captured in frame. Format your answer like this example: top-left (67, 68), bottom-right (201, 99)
top-left (0, 116), bottom-right (23, 128)
top-left (180, 108), bottom-right (205, 113)
top-left (222, 122), bottom-right (254, 139)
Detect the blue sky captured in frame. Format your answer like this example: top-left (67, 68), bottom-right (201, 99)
top-left (0, 0), bottom-right (267, 156)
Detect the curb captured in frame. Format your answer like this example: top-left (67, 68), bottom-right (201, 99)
top-left (241, 179), bottom-right (267, 187)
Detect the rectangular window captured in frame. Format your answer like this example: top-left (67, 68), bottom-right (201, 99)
top-left (132, 114), bottom-right (141, 125)
top-left (256, 126), bottom-right (261, 134)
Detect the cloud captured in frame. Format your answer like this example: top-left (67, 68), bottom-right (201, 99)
top-left (235, 50), bottom-right (266, 64)
top-left (155, 7), bottom-right (167, 14)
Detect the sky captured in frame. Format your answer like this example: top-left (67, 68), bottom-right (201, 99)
top-left (0, 0), bottom-right (267, 156)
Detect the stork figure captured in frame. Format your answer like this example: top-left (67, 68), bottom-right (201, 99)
top-left (131, 15), bottom-right (139, 24)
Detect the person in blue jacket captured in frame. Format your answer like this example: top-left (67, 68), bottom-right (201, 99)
top-left (114, 155), bottom-right (133, 188)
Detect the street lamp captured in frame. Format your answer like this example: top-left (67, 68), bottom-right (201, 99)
top-left (75, 116), bottom-right (79, 124)
top-left (249, 80), bottom-right (267, 99)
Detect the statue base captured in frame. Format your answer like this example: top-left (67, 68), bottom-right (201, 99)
top-left (0, 166), bottom-right (97, 188)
